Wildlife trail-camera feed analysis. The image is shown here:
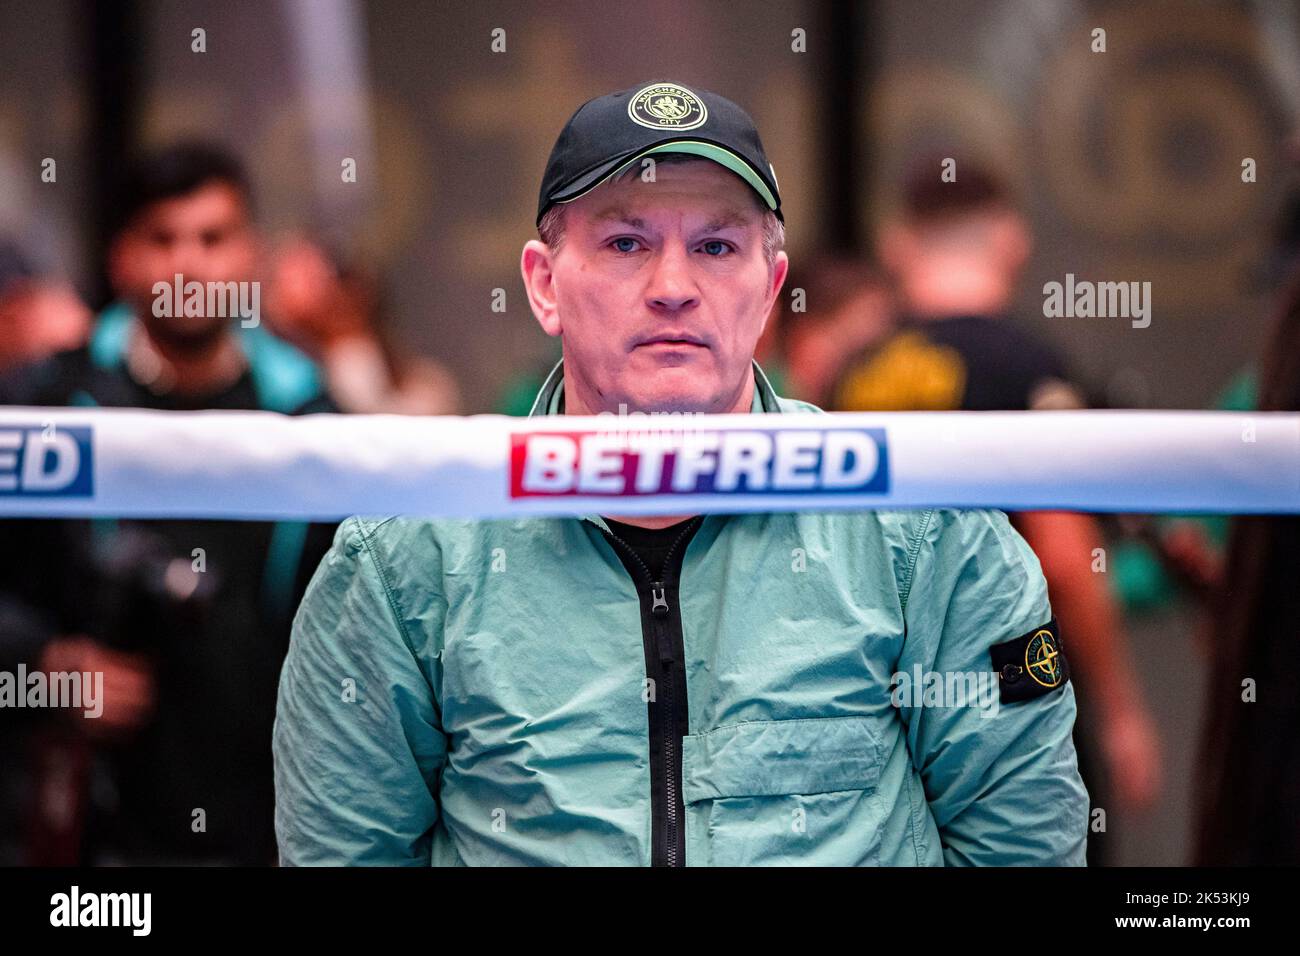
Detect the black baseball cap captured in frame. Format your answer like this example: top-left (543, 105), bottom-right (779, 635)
top-left (536, 81), bottom-right (783, 226)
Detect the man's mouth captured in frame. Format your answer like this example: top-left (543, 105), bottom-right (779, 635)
top-left (636, 333), bottom-right (707, 349)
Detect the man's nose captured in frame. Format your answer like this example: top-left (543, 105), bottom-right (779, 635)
top-left (164, 238), bottom-right (206, 279)
top-left (645, 242), bottom-right (700, 313)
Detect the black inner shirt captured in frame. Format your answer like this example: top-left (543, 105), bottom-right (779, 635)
top-left (602, 516), bottom-right (700, 581)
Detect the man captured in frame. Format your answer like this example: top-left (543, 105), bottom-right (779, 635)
top-left (0, 142), bottom-right (336, 864)
top-left (777, 254), bottom-right (893, 407)
top-left (274, 83), bottom-right (1088, 866)
top-left (832, 166), bottom-right (1078, 414)
top-left (831, 165), bottom-right (1162, 859)
top-left (1196, 263), bottom-right (1300, 865)
top-left (264, 235), bottom-right (461, 414)
top-left (0, 237), bottom-right (90, 375)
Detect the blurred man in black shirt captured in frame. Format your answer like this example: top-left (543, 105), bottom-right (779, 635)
top-left (830, 164), bottom-right (1162, 864)
top-left (0, 142), bottom-right (336, 864)
top-left (833, 168), bottom-right (1082, 413)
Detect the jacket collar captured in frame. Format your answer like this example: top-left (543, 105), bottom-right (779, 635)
top-left (525, 357), bottom-right (783, 532)
top-left (526, 357), bottom-right (782, 418)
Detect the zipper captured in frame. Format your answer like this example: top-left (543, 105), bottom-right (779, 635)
top-left (600, 516), bottom-right (701, 867)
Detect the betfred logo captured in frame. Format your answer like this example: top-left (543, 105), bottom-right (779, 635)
top-left (510, 426), bottom-right (889, 498)
top-left (0, 425), bottom-right (93, 496)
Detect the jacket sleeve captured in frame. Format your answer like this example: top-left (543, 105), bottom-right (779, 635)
top-left (273, 517), bottom-right (447, 865)
top-left (896, 508), bottom-right (1090, 865)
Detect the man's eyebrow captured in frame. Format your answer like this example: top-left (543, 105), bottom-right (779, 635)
top-left (591, 207), bottom-right (646, 229)
top-left (700, 209), bottom-right (755, 232)
top-left (587, 206), bottom-right (756, 232)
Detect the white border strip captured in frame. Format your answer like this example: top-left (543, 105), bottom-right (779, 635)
top-left (0, 407), bottom-right (1297, 519)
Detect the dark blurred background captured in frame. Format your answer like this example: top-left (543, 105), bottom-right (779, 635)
top-left (3, 0), bottom-right (1299, 866)
top-left (3, 0), bottom-right (1294, 409)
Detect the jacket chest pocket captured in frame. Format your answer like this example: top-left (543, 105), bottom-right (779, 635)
top-left (681, 715), bottom-right (885, 866)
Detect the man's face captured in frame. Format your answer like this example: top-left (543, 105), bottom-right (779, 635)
top-left (109, 181), bottom-right (257, 345)
top-left (879, 206), bottom-right (1030, 316)
top-left (523, 160), bottom-right (787, 415)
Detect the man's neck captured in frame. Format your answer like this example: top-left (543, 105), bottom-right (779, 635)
top-left (561, 372), bottom-right (755, 417)
top-left (570, 368), bottom-right (755, 529)
top-left (127, 320), bottom-right (247, 398)
top-left (903, 272), bottom-right (1012, 320)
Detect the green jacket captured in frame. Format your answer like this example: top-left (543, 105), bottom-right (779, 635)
top-left (273, 359), bottom-right (1089, 866)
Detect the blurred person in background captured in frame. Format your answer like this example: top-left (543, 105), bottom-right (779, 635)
top-left (265, 235), bottom-right (460, 414)
top-left (830, 163), bottom-right (1162, 863)
top-left (0, 238), bottom-right (91, 375)
top-left (1195, 267), bottom-right (1300, 865)
top-left (1107, 165), bottom-right (1300, 619)
top-left (0, 141), bottom-right (337, 865)
top-left (0, 243), bottom-right (91, 865)
top-left (0, 233), bottom-right (74, 858)
top-left (776, 254), bottom-right (894, 407)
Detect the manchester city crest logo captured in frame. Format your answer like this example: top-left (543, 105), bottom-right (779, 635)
top-left (1025, 629), bottom-right (1063, 688)
top-left (628, 83), bottom-right (708, 130)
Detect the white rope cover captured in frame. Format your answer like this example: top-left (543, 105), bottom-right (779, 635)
top-left (0, 407), bottom-right (1296, 519)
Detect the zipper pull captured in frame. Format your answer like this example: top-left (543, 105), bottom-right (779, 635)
top-left (650, 582), bottom-right (674, 664)
top-left (651, 583), bottom-right (669, 618)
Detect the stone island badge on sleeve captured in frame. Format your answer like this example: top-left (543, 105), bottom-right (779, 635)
top-left (990, 618), bottom-right (1070, 704)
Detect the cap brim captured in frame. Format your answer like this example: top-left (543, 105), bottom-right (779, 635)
top-left (550, 140), bottom-right (778, 213)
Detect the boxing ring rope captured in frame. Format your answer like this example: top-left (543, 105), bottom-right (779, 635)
top-left (0, 407), bottom-right (1296, 519)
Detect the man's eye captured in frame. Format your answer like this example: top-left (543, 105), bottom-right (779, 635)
top-left (700, 240), bottom-right (732, 256)
top-left (610, 237), bottom-right (640, 254)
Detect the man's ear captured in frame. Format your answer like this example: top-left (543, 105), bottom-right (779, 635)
top-left (991, 210), bottom-right (1033, 274)
top-left (244, 229), bottom-right (268, 284)
top-left (768, 250), bottom-right (790, 306)
top-left (876, 221), bottom-right (912, 275)
top-left (759, 250), bottom-right (789, 335)
top-left (521, 240), bottom-right (561, 337)
top-left (106, 234), bottom-right (133, 302)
